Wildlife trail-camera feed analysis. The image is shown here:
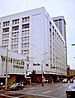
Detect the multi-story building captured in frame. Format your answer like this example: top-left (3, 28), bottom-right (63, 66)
top-left (0, 7), bottom-right (67, 83)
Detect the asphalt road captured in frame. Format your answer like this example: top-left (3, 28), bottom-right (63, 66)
top-left (0, 83), bottom-right (74, 98)
top-left (21, 83), bottom-right (69, 98)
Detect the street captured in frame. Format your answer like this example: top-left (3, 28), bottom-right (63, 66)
top-left (0, 82), bottom-right (74, 98)
top-left (20, 83), bottom-right (69, 98)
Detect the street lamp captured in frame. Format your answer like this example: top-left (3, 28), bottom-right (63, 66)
top-left (5, 48), bottom-right (8, 90)
top-left (41, 61), bottom-right (44, 86)
top-left (41, 52), bottom-right (48, 86)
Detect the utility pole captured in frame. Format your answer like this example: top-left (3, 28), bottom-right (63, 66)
top-left (41, 61), bottom-right (44, 86)
top-left (5, 48), bottom-right (8, 90)
top-left (41, 52), bottom-right (48, 86)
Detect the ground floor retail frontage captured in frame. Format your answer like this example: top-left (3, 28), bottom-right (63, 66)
top-left (0, 74), bottom-right (31, 88)
top-left (30, 73), bottom-right (67, 83)
top-left (0, 73), bottom-right (67, 88)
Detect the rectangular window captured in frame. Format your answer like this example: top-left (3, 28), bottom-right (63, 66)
top-left (3, 21), bottom-right (10, 27)
top-left (22, 36), bottom-right (29, 42)
top-left (12, 19), bottom-right (19, 25)
top-left (3, 28), bottom-right (9, 32)
top-left (12, 32), bottom-right (19, 37)
top-left (22, 17), bottom-right (30, 23)
top-left (12, 26), bottom-right (19, 31)
top-left (12, 38), bottom-right (18, 43)
top-left (22, 24), bottom-right (29, 29)
top-left (2, 33), bottom-right (9, 38)
top-left (22, 30), bottom-right (29, 36)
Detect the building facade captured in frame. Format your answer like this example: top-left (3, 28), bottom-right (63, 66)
top-left (0, 7), bottom-right (67, 82)
top-left (0, 47), bottom-right (26, 86)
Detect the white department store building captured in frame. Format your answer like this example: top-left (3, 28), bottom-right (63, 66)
top-left (0, 7), bottom-right (67, 82)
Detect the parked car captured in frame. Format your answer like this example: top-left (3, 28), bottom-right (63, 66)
top-left (10, 83), bottom-right (23, 90)
top-left (63, 78), bottom-right (68, 83)
top-left (0, 82), bottom-right (5, 90)
top-left (66, 85), bottom-right (75, 98)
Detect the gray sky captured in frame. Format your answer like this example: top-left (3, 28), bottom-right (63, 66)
top-left (0, 0), bottom-right (75, 69)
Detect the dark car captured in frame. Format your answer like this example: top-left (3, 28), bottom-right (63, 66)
top-left (10, 83), bottom-right (23, 90)
top-left (69, 79), bottom-right (73, 83)
top-left (66, 85), bottom-right (75, 98)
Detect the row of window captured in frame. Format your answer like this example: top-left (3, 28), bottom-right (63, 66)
top-left (1, 16), bottom-right (30, 27)
top-left (12, 32), bottom-right (19, 38)
top-left (22, 43), bottom-right (29, 48)
top-left (3, 23), bottom-right (29, 32)
top-left (2, 34), bottom-right (29, 46)
top-left (22, 30), bottom-right (29, 36)
top-left (2, 33), bottom-right (9, 38)
top-left (11, 44), bottom-right (18, 49)
top-left (3, 21), bottom-right (10, 27)
top-left (2, 45), bottom-right (8, 48)
top-left (21, 49), bottom-right (29, 55)
top-left (22, 36), bottom-right (29, 42)
top-left (22, 24), bottom-right (29, 29)
top-left (12, 19), bottom-right (19, 25)
top-left (3, 28), bottom-right (9, 32)
top-left (22, 17), bottom-right (30, 23)
top-left (12, 38), bottom-right (18, 43)
top-left (12, 26), bottom-right (19, 31)
top-left (2, 31), bottom-right (29, 39)
top-left (2, 39), bottom-right (9, 45)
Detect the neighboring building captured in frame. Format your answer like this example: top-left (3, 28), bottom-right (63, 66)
top-left (52, 16), bottom-right (66, 41)
top-left (0, 47), bottom-right (26, 86)
top-left (0, 7), bottom-right (67, 82)
top-left (52, 16), bottom-right (67, 80)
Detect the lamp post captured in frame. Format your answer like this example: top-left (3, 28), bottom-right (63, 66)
top-left (41, 52), bottom-right (48, 86)
top-left (41, 60), bottom-right (44, 86)
top-left (5, 48), bottom-right (8, 90)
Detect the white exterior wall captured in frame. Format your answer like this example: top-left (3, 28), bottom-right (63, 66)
top-left (0, 47), bottom-right (26, 75)
top-left (30, 13), bottom-right (44, 62)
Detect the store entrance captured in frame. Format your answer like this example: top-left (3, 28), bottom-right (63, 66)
top-left (16, 75), bottom-right (24, 83)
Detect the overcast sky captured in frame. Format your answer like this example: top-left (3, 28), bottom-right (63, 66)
top-left (0, 0), bottom-right (75, 69)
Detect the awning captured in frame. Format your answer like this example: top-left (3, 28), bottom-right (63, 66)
top-left (0, 75), bottom-right (6, 78)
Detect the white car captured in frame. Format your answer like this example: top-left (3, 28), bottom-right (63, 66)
top-left (63, 78), bottom-right (68, 83)
top-left (10, 83), bottom-right (23, 90)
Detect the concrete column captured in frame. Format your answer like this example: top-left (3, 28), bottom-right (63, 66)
top-left (18, 18), bottom-right (22, 54)
top-left (9, 20), bottom-right (12, 50)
